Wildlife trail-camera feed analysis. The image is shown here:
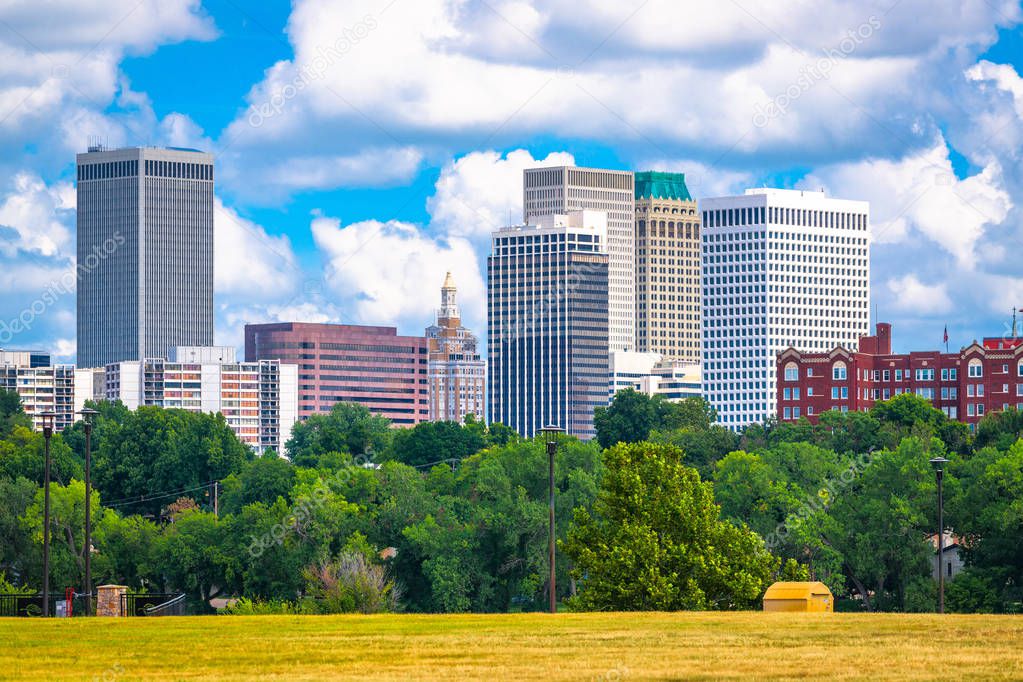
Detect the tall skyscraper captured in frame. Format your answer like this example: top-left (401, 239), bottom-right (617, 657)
top-left (634, 171), bottom-right (702, 363)
top-left (76, 146), bottom-right (214, 368)
top-left (488, 210), bottom-right (609, 440)
top-left (700, 189), bottom-right (870, 429)
top-left (245, 322), bottom-right (429, 426)
top-left (425, 273), bottom-right (486, 423)
top-left (523, 166), bottom-right (635, 351)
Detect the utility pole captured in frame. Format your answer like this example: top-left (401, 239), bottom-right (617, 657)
top-left (212, 481), bottom-right (219, 518)
top-left (930, 457), bottom-right (949, 614)
top-left (78, 407), bottom-right (98, 616)
top-left (541, 425), bottom-right (564, 614)
top-left (40, 411), bottom-right (56, 617)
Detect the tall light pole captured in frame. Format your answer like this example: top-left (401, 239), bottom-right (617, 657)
top-left (78, 407), bottom-right (99, 616)
top-left (929, 456), bottom-right (950, 614)
top-left (40, 410), bottom-right (56, 617)
top-left (541, 425), bottom-right (564, 614)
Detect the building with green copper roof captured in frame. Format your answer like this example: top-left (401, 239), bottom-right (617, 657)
top-left (635, 171), bottom-right (692, 202)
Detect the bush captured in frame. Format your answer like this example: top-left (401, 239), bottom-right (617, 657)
top-left (220, 597), bottom-right (296, 615)
top-left (301, 551), bottom-right (401, 614)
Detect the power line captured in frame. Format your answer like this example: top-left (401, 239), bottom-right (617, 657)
top-left (102, 480), bottom-right (222, 509)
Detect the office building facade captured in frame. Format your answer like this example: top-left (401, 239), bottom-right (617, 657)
top-left (523, 166), bottom-right (635, 352)
top-left (778, 324), bottom-right (1023, 431)
top-left (102, 347), bottom-right (298, 453)
top-left (76, 146), bottom-right (214, 368)
top-left (701, 189), bottom-right (870, 429)
top-left (426, 273), bottom-right (486, 423)
top-left (245, 322), bottom-right (429, 426)
top-left (488, 211), bottom-right (609, 440)
top-left (634, 171), bottom-right (702, 362)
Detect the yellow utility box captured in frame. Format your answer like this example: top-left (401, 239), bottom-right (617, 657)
top-left (763, 581), bottom-right (833, 612)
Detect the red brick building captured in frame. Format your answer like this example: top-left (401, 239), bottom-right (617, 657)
top-left (245, 322), bottom-right (429, 426)
top-left (776, 323), bottom-right (1023, 431)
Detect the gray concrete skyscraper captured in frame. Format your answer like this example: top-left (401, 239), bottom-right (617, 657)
top-left (523, 166), bottom-right (634, 352)
top-left (487, 210), bottom-right (609, 440)
top-left (76, 146), bottom-right (214, 368)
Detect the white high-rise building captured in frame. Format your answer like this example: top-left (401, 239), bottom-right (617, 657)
top-left (103, 348), bottom-right (298, 454)
top-left (523, 166), bottom-right (635, 352)
top-left (700, 189), bottom-right (870, 429)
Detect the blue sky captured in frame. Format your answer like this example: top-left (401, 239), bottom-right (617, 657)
top-left (2, 0), bottom-right (1023, 360)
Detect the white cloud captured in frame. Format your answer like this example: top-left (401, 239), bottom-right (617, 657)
top-left (640, 158), bottom-right (754, 199)
top-left (214, 199), bottom-right (299, 301)
top-left (311, 215), bottom-right (484, 334)
top-left (215, 0), bottom-right (1021, 201)
top-left (802, 136), bottom-right (1012, 267)
top-left (885, 275), bottom-right (953, 315)
top-left (427, 148), bottom-right (575, 243)
top-left (0, 172), bottom-right (75, 258)
top-left (0, 1), bottom-right (215, 162)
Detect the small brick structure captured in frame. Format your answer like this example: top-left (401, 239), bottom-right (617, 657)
top-left (96, 585), bottom-right (128, 617)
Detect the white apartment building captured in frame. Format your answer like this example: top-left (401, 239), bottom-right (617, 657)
top-left (700, 189), bottom-right (870, 429)
top-left (0, 350), bottom-right (101, 431)
top-left (103, 347), bottom-right (298, 454)
top-left (523, 166), bottom-right (635, 352)
top-left (609, 351), bottom-right (702, 403)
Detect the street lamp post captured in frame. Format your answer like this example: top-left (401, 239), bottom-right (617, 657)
top-left (929, 456), bottom-right (950, 614)
top-left (78, 407), bottom-right (99, 616)
top-left (541, 425), bottom-right (564, 614)
top-left (40, 411), bottom-right (56, 617)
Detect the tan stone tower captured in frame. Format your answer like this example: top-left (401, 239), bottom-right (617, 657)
top-left (634, 172), bottom-right (702, 362)
top-left (426, 273), bottom-right (486, 423)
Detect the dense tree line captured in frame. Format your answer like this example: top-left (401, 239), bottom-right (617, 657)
top-left (1, 388), bottom-right (1021, 613)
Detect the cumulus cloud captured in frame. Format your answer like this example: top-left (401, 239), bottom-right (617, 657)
top-left (802, 136), bottom-right (1012, 267)
top-left (0, 173), bottom-right (75, 258)
top-left (427, 148), bottom-right (575, 243)
top-left (214, 199), bottom-right (300, 301)
top-left (311, 214), bottom-right (484, 333)
top-left (885, 275), bottom-right (954, 315)
top-left (215, 0), bottom-right (1020, 198)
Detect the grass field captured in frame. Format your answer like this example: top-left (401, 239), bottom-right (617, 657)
top-left (2, 612), bottom-right (1022, 680)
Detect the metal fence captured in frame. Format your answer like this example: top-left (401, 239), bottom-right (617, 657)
top-left (0, 594), bottom-right (46, 617)
top-left (119, 592), bottom-right (187, 617)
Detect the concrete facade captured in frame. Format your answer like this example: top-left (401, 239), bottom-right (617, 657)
top-left (425, 273), bottom-right (486, 423)
top-left (76, 146), bottom-right (214, 368)
top-left (634, 172), bottom-right (702, 363)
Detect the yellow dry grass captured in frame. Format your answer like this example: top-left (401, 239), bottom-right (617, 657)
top-left (1, 611), bottom-right (1021, 680)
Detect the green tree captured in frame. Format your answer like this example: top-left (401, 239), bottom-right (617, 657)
top-left (219, 452), bottom-right (296, 515)
top-left (93, 407), bottom-right (250, 516)
top-left (0, 389), bottom-right (30, 437)
top-left (386, 420), bottom-right (487, 468)
top-left (0, 476), bottom-right (36, 582)
top-left (974, 408), bottom-right (1023, 452)
top-left (0, 426), bottom-right (82, 486)
top-left (286, 403), bottom-right (392, 466)
top-left (821, 438), bottom-right (938, 611)
top-left (564, 442), bottom-right (778, 611)
top-left (153, 510), bottom-right (232, 609)
top-left (594, 389), bottom-right (656, 449)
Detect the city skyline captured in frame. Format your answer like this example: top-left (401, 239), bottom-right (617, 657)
top-left (1, 2), bottom-right (1022, 363)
